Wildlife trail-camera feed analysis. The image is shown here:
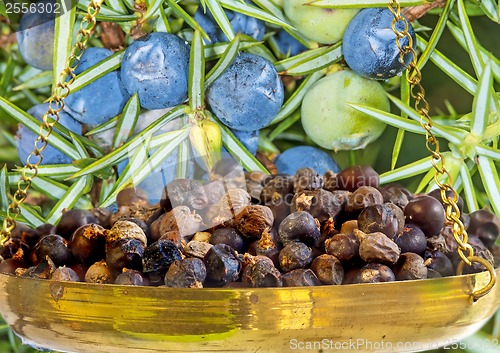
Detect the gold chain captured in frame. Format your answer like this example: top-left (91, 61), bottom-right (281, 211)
top-left (0, 0), bottom-right (104, 246)
top-left (389, 0), bottom-right (496, 300)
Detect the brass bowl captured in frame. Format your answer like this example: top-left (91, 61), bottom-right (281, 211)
top-left (1, 269), bottom-right (499, 353)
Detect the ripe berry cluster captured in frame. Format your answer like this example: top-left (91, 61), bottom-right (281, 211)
top-left (1, 164), bottom-right (498, 288)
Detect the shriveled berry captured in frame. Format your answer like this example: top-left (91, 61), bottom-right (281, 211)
top-left (204, 188), bottom-right (251, 228)
top-left (55, 209), bottom-right (97, 240)
top-left (203, 244), bottom-right (241, 286)
top-left (279, 211), bottom-right (320, 246)
top-left (106, 220), bottom-right (148, 248)
top-left (354, 263), bottom-right (395, 283)
top-left (210, 227), bottom-right (246, 253)
top-left (0, 238), bottom-right (29, 261)
top-left (235, 205), bottom-right (274, 239)
top-left (159, 231), bottom-right (184, 251)
top-left (423, 250), bottom-right (453, 277)
top-left (325, 233), bottom-right (360, 263)
top-left (358, 203), bottom-right (401, 239)
top-left (260, 175), bottom-right (294, 204)
top-left (294, 168), bottom-right (323, 192)
top-left (106, 238), bottom-right (145, 278)
top-left (339, 220), bottom-right (359, 235)
top-left (114, 269), bottom-right (147, 286)
top-left (427, 233), bottom-right (448, 253)
top-left (85, 260), bottom-right (113, 284)
top-left (116, 217), bottom-right (149, 237)
top-left (282, 269), bottom-right (321, 287)
top-left (311, 254), bottom-right (344, 285)
top-left (143, 240), bottom-right (182, 285)
top-left (242, 256), bottom-right (282, 288)
top-left (393, 253), bottom-right (427, 281)
top-left (291, 189), bottom-right (342, 222)
top-left (165, 258), bottom-right (207, 288)
top-left (184, 240), bottom-right (213, 259)
top-left (70, 224), bottom-right (106, 265)
top-left (336, 165), bottom-right (380, 192)
top-left (394, 224), bottom-right (427, 255)
top-left (249, 230), bottom-right (282, 268)
top-left (164, 179), bottom-right (208, 210)
top-left (279, 242), bottom-right (313, 272)
top-left (345, 186), bottom-right (383, 214)
top-left (52, 266), bottom-right (80, 282)
top-left (359, 232), bottom-right (400, 265)
top-left (460, 244), bottom-right (494, 275)
top-left (20, 258), bottom-right (56, 279)
top-left (32, 234), bottom-right (72, 267)
top-left (265, 198), bottom-right (292, 231)
top-left (382, 185), bottom-right (410, 209)
top-left (467, 209), bottom-right (500, 249)
top-left (155, 206), bottom-right (203, 238)
top-left (404, 195), bottom-right (445, 237)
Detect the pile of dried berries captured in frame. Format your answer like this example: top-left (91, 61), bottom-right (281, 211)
top-left (1, 162), bottom-right (499, 288)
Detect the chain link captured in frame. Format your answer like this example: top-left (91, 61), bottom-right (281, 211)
top-left (0, 0), bottom-right (104, 246)
top-left (389, 0), bottom-right (496, 300)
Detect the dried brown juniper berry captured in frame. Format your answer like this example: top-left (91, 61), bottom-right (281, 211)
top-left (235, 205), bottom-right (274, 239)
top-left (354, 263), bottom-right (395, 283)
top-left (392, 253), bottom-right (427, 281)
top-left (294, 167), bottom-right (324, 192)
top-left (241, 255), bottom-right (282, 288)
top-left (279, 242), bottom-right (313, 272)
top-left (165, 258), bottom-right (207, 288)
top-left (311, 254), bottom-right (344, 285)
top-left (210, 227), bottom-right (246, 253)
top-left (70, 224), bottom-right (106, 265)
top-left (291, 189), bottom-right (342, 222)
top-left (282, 269), bottom-right (321, 287)
top-left (31, 234), bottom-right (72, 267)
top-left (358, 231), bottom-right (400, 265)
top-left (466, 209), bottom-right (500, 249)
top-left (115, 269), bottom-right (148, 286)
top-left (52, 266), bottom-right (80, 282)
top-left (106, 238), bottom-right (145, 278)
top-left (278, 211), bottom-right (321, 246)
top-left (106, 220), bottom-right (148, 248)
top-left (423, 250), bottom-right (454, 277)
top-left (143, 239), bottom-right (183, 286)
top-left (325, 233), bottom-right (360, 264)
top-left (345, 186), bottom-right (383, 214)
top-left (357, 203), bottom-right (402, 240)
top-left (203, 244), bottom-right (241, 286)
top-left (85, 260), bottom-right (113, 284)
